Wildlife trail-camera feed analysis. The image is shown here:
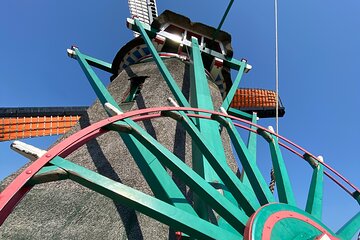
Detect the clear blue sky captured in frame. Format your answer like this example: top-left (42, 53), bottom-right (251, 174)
top-left (0, 0), bottom-right (359, 236)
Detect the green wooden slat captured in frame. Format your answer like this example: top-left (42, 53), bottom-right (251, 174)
top-left (162, 110), bottom-right (260, 216)
top-left (190, 36), bottom-right (223, 218)
top-left (27, 165), bottom-right (68, 185)
top-left (125, 123), bottom-right (249, 232)
top-left (69, 50), bottom-right (112, 73)
top-left (50, 157), bottom-right (241, 240)
top-left (83, 53), bottom-right (113, 73)
top-left (120, 134), bottom-right (196, 215)
top-left (189, 37), bottom-right (238, 229)
top-left (189, 37), bottom-right (228, 182)
top-left (259, 129), bottom-right (296, 205)
top-left (35, 165), bottom-right (64, 175)
top-left (268, 135), bottom-right (296, 205)
top-left (221, 62), bottom-right (246, 110)
top-left (73, 48), bottom-right (196, 216)
top-left (227, 107), bottom-right (253, 121)
top-left (135, 19), bottom-right (190, 108)
top-left (305, 161), bottom-right (324, 220)
top-left (240, 113), bottom-right (257, 190)
top-left (189, 36), bottom-right (215, 111)
top-left (124, 84), bottom-right (140, 102)
top-left (73, 47), bottom-right (119, 109)
top-left (213, 115), bottom-right (274, 205)
top-left (336, 211), bottom-right (360, 240)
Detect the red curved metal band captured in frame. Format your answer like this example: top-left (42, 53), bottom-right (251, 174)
top-left (134, 112), bottom-right (355, 196)
top-left (275, 142), bottom-right (354, 195)
top-left (0, 109), bottom-right (168, 224)
top-left (0, 107), bottom-right (357, 225)
top-left (0, 186), bottom-right (31, 225)
top-left (188, 110), bottom-right (358, 193)
top-left (244, 204), bottom-right (338, 240)
top-left (260, 211), bottom-right (339, 240)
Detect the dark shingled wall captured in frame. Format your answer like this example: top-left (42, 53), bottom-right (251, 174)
top-left (0, 58), bottom-right (237, 239)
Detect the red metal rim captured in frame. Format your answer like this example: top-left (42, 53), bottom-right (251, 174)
top-left (244, 203), bottom-right (339, 240)
top-left (0, 106), bottom-right (358, 225)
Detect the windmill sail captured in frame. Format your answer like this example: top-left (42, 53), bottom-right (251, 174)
top-left (0, 107), bottom-right (87, 142)
top-left (128, 0), bottom-right (158, 26)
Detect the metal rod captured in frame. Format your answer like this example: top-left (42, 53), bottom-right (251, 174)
top-left (274, 0), bottom-right (279, 134)
top-left (212, 0), bottom-right (234, 41)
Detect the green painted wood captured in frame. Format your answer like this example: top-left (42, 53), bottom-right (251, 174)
top-left (227, 107), bottom-right (253, 121)
top-left (189, 37), bottom-right (215, 113)
top-left (135, 19), bottom-right (191, 109)
top-left (73, 48), bottom-right (197, 216)
top-left (74, 47), bottom-right (119, 109)
top-left (190, 37), bottom-right (236, 233)
top-left (82, 52), bottom-right (113, 73)
top-left (305, 163), bottom-right (324, 220)
top-left (240, 113), bottom-right (258, 190)
top-left (124, 83), bottom-right (140, 102)
top-left (336, 211), bottom-right (360, 240)
top-left (162, 110), bottom-right (260, 216)
top-left (261, 130), bottom-right (296, 206)
top-left (34, 165), bottom-right (64, 175)
top-left (248, 203), bottom-right (337, 240)
top-left (213, 115), bottom-right (274, 205)
top-left (50, 157), bottom-right (242, 240)
top-left (125, 123), bottom-right (249, 232)
top-left (120, 134), bottom-right (197, 215)
top-left (27, 165), bottom-right (68, 185)
top-left (161, 108), bottom-right (246, 234)
top-left (270, 218), bottom-right (322, 239)
top-left (71, 47), bottom-right (249, 231)
top-left (189, 37), bottom-right (230, 219)
top-left (221, 62), bottom-right (246, 110)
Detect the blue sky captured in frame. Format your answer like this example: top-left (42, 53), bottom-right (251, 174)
top-left (0, 0), bottom-right (359, 236)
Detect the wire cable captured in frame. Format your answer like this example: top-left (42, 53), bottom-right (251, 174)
top-left (274, 0), bottom-right (279, 134)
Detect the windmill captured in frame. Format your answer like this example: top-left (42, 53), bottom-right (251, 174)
top-left (0, 1), bottom-right (358, 240)
top-left (0, 0), bottom-right (282, 144)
